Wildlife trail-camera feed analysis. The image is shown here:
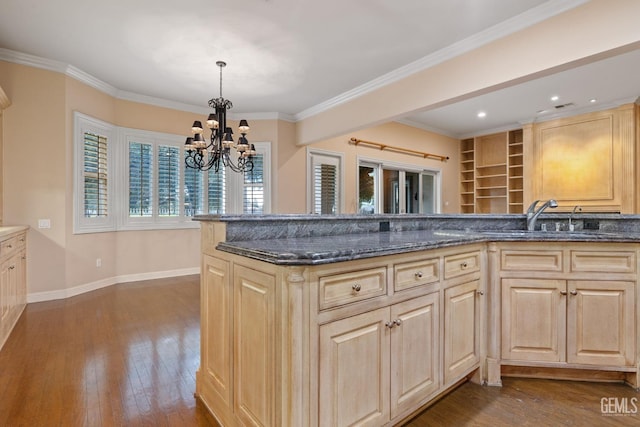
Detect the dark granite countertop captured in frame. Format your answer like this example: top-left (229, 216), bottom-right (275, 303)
top-left (216, 229), bottom-right (640, 266)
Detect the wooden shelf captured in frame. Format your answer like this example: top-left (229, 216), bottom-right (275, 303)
top-left (460, 128), bottom-right (524, 214)
top-left (477, 163), bottom-right (507, 169)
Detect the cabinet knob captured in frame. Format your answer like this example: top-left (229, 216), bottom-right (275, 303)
top-left (570, 290), bottom-right (578, 296)
top-left (394, 319), bottom-right (403, 327)
top-left (352, 284), bottom-right (361, 293)
top-left (9, 265), bottom-right (15, 270)
top-left (476, 290), bottom-right (484, 296)
top-left (414, 271), bottom-right (423, 279)
top-left (7, 244), bottom-right (12, 249)
top-left (385, 321), bottom-right (396, 329)
top-left (560, 290), bottom-right (567, 296)
top-left (461, 262), bottom-right (468, 269)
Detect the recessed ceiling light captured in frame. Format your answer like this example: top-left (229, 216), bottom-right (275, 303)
top-left (590, 98), bottom-right (597, 103)
top-left (550, 95), bottom-right (559, 102)
top-left (477, 111), bottom-right (486, 118)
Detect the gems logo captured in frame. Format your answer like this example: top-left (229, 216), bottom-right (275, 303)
top-left (601, 397), bottom-right (638, 416)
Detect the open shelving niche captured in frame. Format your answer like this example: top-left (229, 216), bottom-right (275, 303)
top-left (459, 129), bottom-right (523, 214)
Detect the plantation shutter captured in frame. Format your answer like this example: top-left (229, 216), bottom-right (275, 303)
top-left (243, 154), bottom-right (264, 214)
top-left (83, 132), bottom-right (108, 218)
top-left (184, 151), bottom-right (204, 216)
top-left (208, 168), bottom-right (226, 214)
top-left (129, 142), bottom-right (153, 217)
top-left (158, 145), bottom-right (181, 216)
top-left (314, 163), bottom-right (337, 214)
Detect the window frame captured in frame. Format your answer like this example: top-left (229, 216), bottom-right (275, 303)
top-left (73, 113), bottom-right (273, 233)
top-left (226, 142), bottom-right (271, 214)
top-left (357, 156), bottom-right (442, 214)
top-left (117, 127), bottom-right (199, 231)
top-left (73, 112), bottom-right (116, 234)
top-left (306, 148), bottom-right (344, 214)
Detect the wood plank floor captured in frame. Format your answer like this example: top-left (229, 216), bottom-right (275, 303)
top-left (1, 275), bottom-right (638, 426)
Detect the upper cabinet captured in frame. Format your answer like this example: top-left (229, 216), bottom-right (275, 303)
top-left (526, 104), bottom-right (636, 213)
top-left (459, 129), bottom-right (523, 214)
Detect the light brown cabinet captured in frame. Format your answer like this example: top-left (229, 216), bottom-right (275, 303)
top-left (489, 242), bottom-right (639, 387)
top-left (319, 292), bottom-right (440, 425)
top-left (443, 279), bottom-right (481, 384)
top-left (196, 221), bottom-right (485, 427)
top-left (502, 278), bottom-right (634, 367)
top-left (0, 230), bottom-right (27, 351)
top-left (459, 129), bottom-right (523, 213)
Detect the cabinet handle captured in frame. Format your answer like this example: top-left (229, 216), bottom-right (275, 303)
top-left (414, 271), bottom-right (423, 279)
top-left (476, 290), bottom-right (484, 296)
top-left (560, 290), bottom-right (567, 296)
top-left (352, 284), bottom-right (361, 293)
top-left (461, 262), bottom-right (468, 269)
top-left (570, 290), bottom-right (578, 296)
top-left (9, 265), bottom-right (15, 270)
top-left (385, 321), bottom-right (396, 329)
top-left (394, 319), bottom-right (403, 327)
top-left (19, 238), bottom-right (25, 242)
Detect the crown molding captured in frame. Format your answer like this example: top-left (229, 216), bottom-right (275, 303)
top-left (295, 0), bottom-right (589, 121)
top-left (0, 48), bottom-right (293, 122)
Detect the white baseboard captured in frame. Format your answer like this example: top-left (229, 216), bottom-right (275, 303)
top-left (27, 267), bottom-right (200, 303)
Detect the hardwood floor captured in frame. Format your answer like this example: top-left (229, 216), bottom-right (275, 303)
top-left (0, 275), bottom-right (219, 427)
top-left (1, 275), bottom-right (637, 426)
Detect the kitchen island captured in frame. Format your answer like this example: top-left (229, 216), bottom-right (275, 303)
top-left (194, 214), bottom-right (640, 427)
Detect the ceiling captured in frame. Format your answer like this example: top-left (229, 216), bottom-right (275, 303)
top-left (1, 0), bottom-right (638, 138)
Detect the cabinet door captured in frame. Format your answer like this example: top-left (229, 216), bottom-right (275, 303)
top-left (443, 279), bottom-right (480, 384)
top-left (501, 278), bottom-right (565, 362)
top-left (234, 264), bottom-right (276, 427)
top-left (200, 256), bottom-right (232, 406)
top-left (0, 259), bottom-right (10, 323)
top-left (567, 280), bottom-right (635, 367)
top-left (319, 307), bottom-right (390, 427)
top-left (390, 293), bottom-right (439, 419)
top-left (17, 250), bottom-right (26, 307)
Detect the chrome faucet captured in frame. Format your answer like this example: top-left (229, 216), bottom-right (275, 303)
top-left (526, 199), bottom-right (558, 231)
top-left (568, 205), bottom-right (582, 231)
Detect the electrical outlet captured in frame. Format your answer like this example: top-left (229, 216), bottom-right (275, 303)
top-left (38, 219), bottom-right (51, 229)
top-left (583, 220), bottom-right (600, 230)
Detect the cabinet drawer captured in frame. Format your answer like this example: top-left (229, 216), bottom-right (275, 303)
top-left (319, 267), bottom-right (387, 310)
top-left (0, 234), bottom-right (24, 258)
top-left (444, 251), bottom-right (480, 279)
top-left (501, 250), bottom-right (563, 272)
top-left (571, 250), bottom-right (636, 274)
top-left (394, 258), bottom-right (439, 291)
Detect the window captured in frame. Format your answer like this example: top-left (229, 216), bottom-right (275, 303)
top-left (207, 167), bottom-right (225, 214)
top-left (244, 153), bottom-right (264, 214)
top-left (157, 145), bottom-right (181, 217)
top-left (128, 142), bottom-right (153, 217)
top-left (358, 158), bottom-right (440, 214)
top-left (184, 152), bottom-right (204, 216)
top-left (358, 163), bottom-right (378, 214)
top-left (74, 113), bottom-right (115, 233)
top-left (307, 149), bottom-right (343, 214)
top-left (73, 113), bottom-right (271, 233)
top-left (83, 132), bottom-right (108, 218)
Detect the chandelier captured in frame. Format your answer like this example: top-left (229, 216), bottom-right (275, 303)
top-left (184, 61), bottom-right (255, 172)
